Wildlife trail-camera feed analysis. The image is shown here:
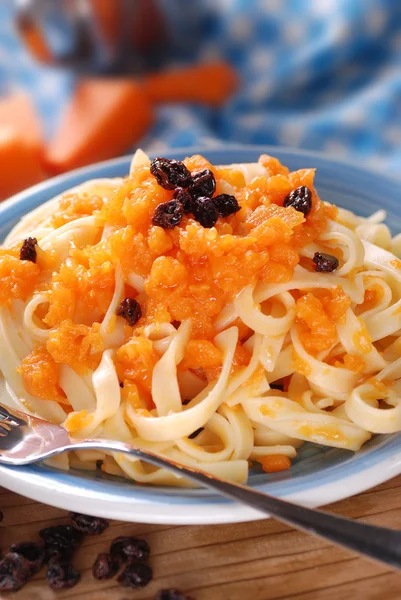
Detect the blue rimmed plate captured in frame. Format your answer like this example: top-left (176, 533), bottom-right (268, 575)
top-left (1, 145), bottom-right (401, 525)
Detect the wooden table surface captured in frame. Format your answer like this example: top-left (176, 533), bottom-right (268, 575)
top-left (1, 476), bottom-right (401, 600)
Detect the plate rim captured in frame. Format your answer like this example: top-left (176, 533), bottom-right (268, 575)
top-left (1, 144), bottom-right (401, 525)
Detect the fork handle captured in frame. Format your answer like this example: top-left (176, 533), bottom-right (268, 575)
top-left (70, 439), bottom-right (401, 571)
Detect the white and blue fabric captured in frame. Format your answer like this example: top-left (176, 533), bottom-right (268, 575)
top-left (0, 0), bottom-right (400, 174)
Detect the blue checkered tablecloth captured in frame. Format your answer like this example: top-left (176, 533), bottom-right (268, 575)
top-left (0, 0), bottom-right (400, 174)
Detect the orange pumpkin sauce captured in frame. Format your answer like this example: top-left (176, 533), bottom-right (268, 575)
top-left (0, 154), bottom-right (332, 388)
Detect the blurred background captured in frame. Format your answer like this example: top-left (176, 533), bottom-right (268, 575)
top-left (0, 0), bottom-right (400, 199)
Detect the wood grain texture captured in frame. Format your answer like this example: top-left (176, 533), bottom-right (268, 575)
top-left (1, 476), bottom-right (401, 600)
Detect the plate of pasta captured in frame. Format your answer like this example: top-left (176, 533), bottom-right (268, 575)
top-left (1, 145), bottom-right (401, 525)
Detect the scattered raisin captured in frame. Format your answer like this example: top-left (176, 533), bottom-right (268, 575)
top-left (116, 298), bottom-right (142, 326)
top-left (189, 169), bottom-right (216, 199)
top-left (188, 427), bottom-right (204, 439)
top-left (283, 186), bottom-right (312, 216)
top-left (213, 193), bottom-right (241, 217)
top-left (152, 199), bottom-right (183, 229)
top-left (10, 542), bottom-right (45, 575)
top-left (0, 553), bottom-right (31, 592)
top-left (313, 252), bottom-right (339, 273)
top-left (174, 187), bottom-right (193, 213)
top-left (192, 196), bottom-right (218, 228)
top-left (19, 237), bottom-right (38, 263)
top-left (182, 399), bottom-right (191, 406)
top-left (69, 512), bottom-right (109, 535)
top-left (0, 510), bottom-right (3, 522)
top-left (150, 158), bottom-right (191, 190)
top-left (117, 560), bottom-right (152, 588)
top-left (155, 589), bottom-right (195, 600)
top-left (111, 536), bottom-right (150, 562)
top-left (92, 553), bottom-right (121, 580)
top-left (46, 562), bottom-right (80, 590)
top-left (39, 524), bottom-right (83, 549)
top-left (45, 545), bottom-right (74, 565)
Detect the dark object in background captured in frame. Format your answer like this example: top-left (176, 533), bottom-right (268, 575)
top-left (15, 0), bottom-right (170, 72)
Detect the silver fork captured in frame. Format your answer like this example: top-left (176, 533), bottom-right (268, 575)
top-left (1, 403), bottom-right (401, 571)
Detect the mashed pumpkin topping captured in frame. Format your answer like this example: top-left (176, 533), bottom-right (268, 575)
top-left (1, 153), bottom-right (337, 401)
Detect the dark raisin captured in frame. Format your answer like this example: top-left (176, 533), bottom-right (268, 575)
top-left (283, 186), bottom-right (312, 216)
top-left (174, 187), bottom-right (193, 213)
top-left (46, 562), bottom-right (80, 590)
top-left (270, 383), bottom-right (284, 392)
top-left (45, 545), bottom-right (74, 565)
top-left (213, 193), bottom-right (241, 217)
top-left (192, 196), bottom-right (218, 228)
top-left (92, 553), bottom-right (121, 580)
top-left (39, 524), bottom-right (83, 549)
top-left (69, 512), bottom-right (109, 535)
top-left (188, 427), bottom-right (204, 439)
top-left (119, 381), bottom-right (124, 388)
top-left (19, 237), bottom-right (38, 262)
top-left (10, 542), bottom-right (45, 575)
top-left (0, 552), bottom-right (31, 591)
top-left (117, 560), bottom-right (152, 588)
top-left (182, 399), bottom-right (191, 406)
top-left (150, 158), bottom-right (191, 190)
top-left (155, 589), bottom-right (195, 600)
top-left (313, 252), bottom-right (339, 273)
top-left (111, 536), bottom-right (150, 562)
top-left (116, 298), bottom-right (142, 326)
top-left (189, 169), bottom-right (216, 199)
top-left (152, 199), bottom-right (183, 229)
top-left (0, 510), bottom-right (3, 522)
top-left (171, 320), bottom-right (181, 329)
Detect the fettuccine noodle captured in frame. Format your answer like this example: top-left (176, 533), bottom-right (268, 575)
top-left (1, 150), bottom-right (400, 485)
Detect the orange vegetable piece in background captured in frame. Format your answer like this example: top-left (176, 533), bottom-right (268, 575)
top-left (45, 78), bottom-right (153, 174)
top-left (0, 91), bottom-right (43, 150)
top-left (143, 62), bottom-right (238, 107)
top-left (0, 128), bottom-right (46, 200)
